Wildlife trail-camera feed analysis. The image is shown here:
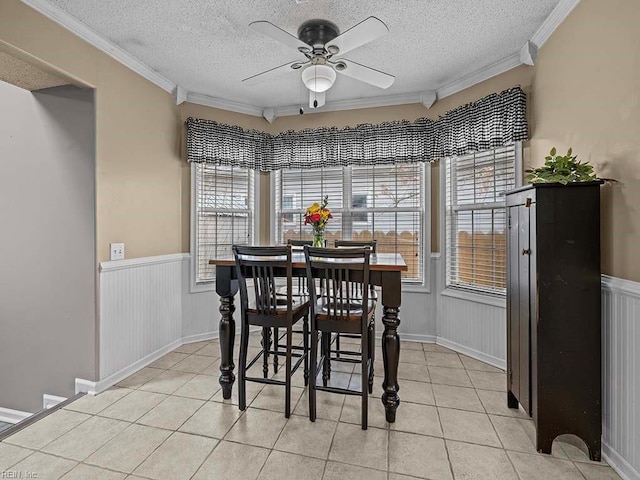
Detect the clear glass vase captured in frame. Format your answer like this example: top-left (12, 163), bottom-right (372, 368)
top-left (312, 229), bottom-right (325, 248)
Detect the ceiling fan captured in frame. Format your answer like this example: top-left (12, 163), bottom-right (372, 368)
top-left (243, 17), bottom-right (395, 109)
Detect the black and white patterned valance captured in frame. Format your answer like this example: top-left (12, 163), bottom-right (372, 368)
top-left (186, 118), bottom-right (272, 170)
top-left (186, 86), bottom-right (528, 171)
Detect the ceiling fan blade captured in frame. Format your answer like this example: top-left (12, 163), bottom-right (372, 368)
top-left (326, 17), bottom-right (389, 56)
top-left (333, 59), bottom-right (395, 89)
top-left (242, 60), bottom-right (307, 85)
top-left (250, 21), bottom-right (313, 54)
top-left (309, 90), bottom-right (326, 109)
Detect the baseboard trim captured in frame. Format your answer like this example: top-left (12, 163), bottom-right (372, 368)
top-left (401, 334), bottom-right (437, 344)
top-left (77, 331), bottom-right (220, 395)
top-left (436, 337), bottom-right (506, 371)
top-left (0, 394), bottom-right (84, 442)
top-left (182, 331), bottom-right (218, 344)
top-left (0, 407), bottom-right (32, 424)
top-left (42, 394), bottom-right (67, 410)
top-left (602, 439), bottom-right (640, 480)
top-left (77, 338), bottom-right (183, 395)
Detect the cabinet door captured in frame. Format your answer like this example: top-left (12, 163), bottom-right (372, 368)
top-left (507, 203), bottom-right (531, 414)
top-left (507, 205), bottom-right (520, 400)
top-left (517, 204), bottom-right (531, 415)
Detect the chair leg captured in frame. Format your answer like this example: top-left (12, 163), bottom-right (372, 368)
top-left (238, 321), bottom-right (250, 411)
top-left (368, 320), bottom-right (375, 395)
top-left (322, 333), bottom-right (330, 387)
top-left (361, 327), bottom-right (369, 430)
top-left (336, 333), bottom-right (341, 359)
top-left (262, 327), bottom-right (271, 379)
top-left (309, 326), bottom-right (318, 422)
top-left (303, 315), bottom-right (309, 386)
top-left (285, 326), bottom-right (292, 418)
top-left (273, 327), bottom-right (279, 374)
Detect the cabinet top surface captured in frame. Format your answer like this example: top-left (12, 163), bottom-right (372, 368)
top-left (506, 181), bottom-right (604, 195)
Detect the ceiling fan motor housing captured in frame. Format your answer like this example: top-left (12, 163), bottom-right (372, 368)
top-left (297, 19), bottom-right (339, 48)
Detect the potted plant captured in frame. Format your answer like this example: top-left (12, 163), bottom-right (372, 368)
top-left (526, 147), bottom-right (599, 184)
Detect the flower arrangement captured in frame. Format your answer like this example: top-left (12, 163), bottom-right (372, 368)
top-left (304, 195), bottom-right (332, 247)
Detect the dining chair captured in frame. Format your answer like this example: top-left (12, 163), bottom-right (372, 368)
top-left (304, 245), bottom-right (375, 429)
top-left (233, 245), bottom-right (310, 417)
top-left (333, 240), bottom-right (378, 385)
top-left (272, 239), bottom-right (313, 376)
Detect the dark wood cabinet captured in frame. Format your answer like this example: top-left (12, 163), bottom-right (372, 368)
top-left (505, 182), bottom-right (602, 461)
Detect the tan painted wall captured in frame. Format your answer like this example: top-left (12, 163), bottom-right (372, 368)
top-left (9, 0), bottom-right (635, 281)
top-left (0, 0), bottom-right (182, 262)
top-left (530, 0), bottom-right (640, 281)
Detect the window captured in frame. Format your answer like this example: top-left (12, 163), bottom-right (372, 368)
top-left (275, 163), bottom-right (425, 282)
top-left (445, 145), bottom-right (518, 295)
top-left (351, 194), bottom-right (368, 222)
top-left (193, 163), bottom-right (254, 284)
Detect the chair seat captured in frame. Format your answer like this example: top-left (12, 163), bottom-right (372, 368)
top-left (316, 297), bottom-right (376, 322)
top-left (248, 297), bottom-right (309, 316)
top-left (275, 285), bottom-right (309, 297)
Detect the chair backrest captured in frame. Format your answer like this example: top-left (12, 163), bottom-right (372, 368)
top-left (287, 239), bottom-right (313, 247)
top-left (304, 246), bottom-right (371, 327)
top-left (233, 245), bottom-right (293, 319)
top-left (334, 239), bottom-right (377, 253)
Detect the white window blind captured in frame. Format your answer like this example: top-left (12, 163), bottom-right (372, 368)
top-left (445, 145), bottom-right (516, 295)
top-left (275, 163), bottom-right (424, 282)
top-left (194, 163), bottom-right (254, 283)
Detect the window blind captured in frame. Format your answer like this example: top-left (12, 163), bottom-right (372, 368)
top-left (276, 163), bottom-right (424, 282)
top-left (445, 145), bottom-right (516, 295)
top-left (194, 163), bottom-right (254, 283)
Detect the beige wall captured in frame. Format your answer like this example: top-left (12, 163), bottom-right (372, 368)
top-left (530, 0), bottom-right (640, 281)
top-left (0, 0), bottom-right (182, 263)
top-left (4, 0), bottom-right (637, 281)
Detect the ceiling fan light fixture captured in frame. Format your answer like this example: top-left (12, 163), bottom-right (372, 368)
top-left (301, 64), bottom-right (336, 93)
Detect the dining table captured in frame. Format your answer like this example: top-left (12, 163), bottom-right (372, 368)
top-left (209, 251), bottom-right (407, 422)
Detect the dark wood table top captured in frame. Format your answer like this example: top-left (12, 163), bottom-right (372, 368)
top-left (209, 252), bottom-right (407, 272)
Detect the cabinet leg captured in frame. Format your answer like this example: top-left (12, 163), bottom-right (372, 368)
top-left (507, 390), bottom-right (519, 409)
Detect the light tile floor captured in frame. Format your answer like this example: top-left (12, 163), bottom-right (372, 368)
top-left (0, 334), bottom-right (621, 480)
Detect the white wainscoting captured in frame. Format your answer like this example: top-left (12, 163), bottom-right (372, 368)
top-left (602, 275), bottom-right (640, 480)
top-left (99, 254), bottom-right (184, 378)
top-left (433, 255), bottom-right (507, 370)
top-left (89, 254), bottom-right (218, 393)
top-left (91, 252), bottom-right (639, 480)
top-left (91, 253), bottom-right (436, 393)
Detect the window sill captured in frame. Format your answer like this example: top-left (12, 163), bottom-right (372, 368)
top-left (440, 287), bottom-right (506, 308)
top-left (402, 283), bottom-right (431, 294)
top-left (190, 280), bottom-right (216, 294)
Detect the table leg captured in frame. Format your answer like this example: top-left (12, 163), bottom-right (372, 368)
top-left (382, 305), bottom-right (401, 422)
top-left (219, 294), bottom-right (236, 399)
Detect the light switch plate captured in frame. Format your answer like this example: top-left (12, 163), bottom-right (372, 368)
top-left (110, 243), bottom-right (125, 261)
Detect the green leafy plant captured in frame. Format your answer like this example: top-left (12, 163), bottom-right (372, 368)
top-left (526, 147), bottom-right (598, 185)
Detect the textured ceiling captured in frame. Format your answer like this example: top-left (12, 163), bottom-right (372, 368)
top-left (0, 50), bottom-right (70, 91)
top-left (46, 0), bottom-right (561, 108)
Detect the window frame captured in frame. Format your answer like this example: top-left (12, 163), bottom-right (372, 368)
top-left (271, 163), bottom-right (431, 289)
top-left (440, 142), bottom-right (522, 305)
top-left (190, 162), bottom-right (259, 293)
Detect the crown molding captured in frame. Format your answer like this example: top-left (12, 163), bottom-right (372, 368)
top-left (20, 0), bottom-right (576, 119)
top-left (519, 41), bottom-right (538, 66)
top-left (20, 0), bottom-right (175, 93)
top-left (531, 0), bottom-right (582, 48)
top-left (436, 53), bottom-right (522, 100)
top-left (274, 91), bottom-right (424, 117)
top-left (185, 92), bottom-right (263, 117)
